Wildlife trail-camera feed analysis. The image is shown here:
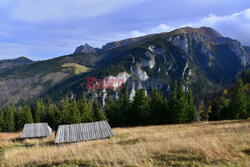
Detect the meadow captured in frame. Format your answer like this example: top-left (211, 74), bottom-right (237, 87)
top-left (0, 120), bottom-right (249, 167)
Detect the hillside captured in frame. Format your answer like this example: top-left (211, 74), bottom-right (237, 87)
top-left (0, 120), bottom-right (249, 166)
top-left (43, 27), bottom-right (249, 103)
top-left (0, 27), bottom-right (249, 106)
top-left (0, 57), bottom-right (33, 71)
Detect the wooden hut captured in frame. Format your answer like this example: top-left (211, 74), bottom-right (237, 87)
top-left (21, 123), bottom-right (52, 139)
top-left (54, 121), bottom-right (114, 144)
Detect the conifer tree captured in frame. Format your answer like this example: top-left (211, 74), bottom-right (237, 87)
top-left (22, 105), bottom-right (34, 124)
top-left (187, 89), bottom-right (196, 122)
top-left (69, 99), bottom-right (81, 124)
top-left (176, 83), bottom-right (189, 123)
top-left (44, 101), bottom-right (56, 128)
top-left (131, 89), bottom-right (150, 125)
top-left (149, 88), bottom-right (166, 124)
top-left (119, 90), bottom-right (131, 125)
top-left (33, 99), bottom-right (42, 123)
top-left (92, 98), bottom-right (107, 121)
top-left (0, 108), bottom-right (5, 132)
top-left (59, 97), bottom-right (70, 124)
top-left (4, 105), bottom-right (15, 132)
top-left (220, 101), bottom-right (230, 120)
top-left (105, 97), bottom-right (118, 126)
top-left (14, 106), bottom-right (23, 131)
top-left (169, 81), bottom-right (179, 123)
top-left (209, 100), bottom-right (220, 121)
top-left (78, 93), bottom-right (94, 123)
top-left (229, 79), bottom-right (248, 119)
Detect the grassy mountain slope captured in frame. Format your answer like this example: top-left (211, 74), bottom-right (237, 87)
top-left (1, 120), bottom-right (249, 166)
top-left (0, 57), bottom-right (33, 71)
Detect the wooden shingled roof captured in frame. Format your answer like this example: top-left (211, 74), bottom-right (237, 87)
top-left (54, 121), bottom-right (114, 144)
top-left (21, 123), bottom-right (52, 139)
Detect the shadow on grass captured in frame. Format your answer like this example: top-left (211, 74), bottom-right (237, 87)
top-left (116, 137), bottom-right (147, 145)
top-left (151, 153), bottom-right (228, 167)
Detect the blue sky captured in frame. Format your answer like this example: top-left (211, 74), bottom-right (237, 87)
top-left (0, 0), bottom-right (250, 60)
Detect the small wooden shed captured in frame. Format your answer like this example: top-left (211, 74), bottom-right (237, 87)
top-left (21, 123), bottom-right (52, 139)
top-left (54, 121), bottom-right (114, 144)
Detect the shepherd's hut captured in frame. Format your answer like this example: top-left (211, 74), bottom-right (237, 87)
top-left (21, 123), bottom-right (52, 139)
top-left (54, 121), bottom-right (114, 144)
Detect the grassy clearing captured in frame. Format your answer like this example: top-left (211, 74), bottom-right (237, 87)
top-left (62, 63), bottom-right (91, 75)
top-left (0, 120), bottom-right (249, 167)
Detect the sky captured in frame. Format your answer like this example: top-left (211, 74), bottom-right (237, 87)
top-left (0, 0), bottom-right (250, 60)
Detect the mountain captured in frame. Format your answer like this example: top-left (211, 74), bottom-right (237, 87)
top-left (0, 27), bottom-right (249, 106)
top-left (0, 57), bottom-right (33, 71)
top-left (244, 46), bottom-right (250, 54)
top-left (74, 43), bottom-right (100, 54)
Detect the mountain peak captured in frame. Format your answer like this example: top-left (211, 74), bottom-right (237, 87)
top-left (74, 43), bottom-right (97, 54)
top-left (168, 26), bottom-right (222, 39)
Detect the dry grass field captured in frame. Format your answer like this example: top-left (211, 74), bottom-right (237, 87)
top-left (0, 120), bottom-right (249, 167)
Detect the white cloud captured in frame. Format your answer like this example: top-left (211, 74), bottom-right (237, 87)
top-left (149, 24), bottom-right (175, 33)
top-left (125, 9), bottom-right (250, 45)
top-left (4, 0), bottom-right (145, 22)
top-left (186, 8), bottom-right (250, 45)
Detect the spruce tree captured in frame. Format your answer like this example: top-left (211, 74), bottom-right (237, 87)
top-left (33, 99), bottom-right (42, 123)
top-left (187, 89), bottom-right (196, 123)
top-left (131, 89), bottom-right (150, 125)
top-left (45, 101), bottom-right (56, 128)
top-left (105, 97), bottom-right (118, 126)
top-left (149, 88), bottom-right (166, 124)
top-left (169, 81), bottom-right (179, 123)
top-left (22, 105), bottom-right (34, 124)
top-left (119, 90), bottom-right (131, 125)
top-left (78, 93), bottom-right (94, 123)
top-left (92, 98), bottom-right (107, 121)
top-left (176, 83), bottom-right (189, 123)
top-left (209, 100), bottom-right (220, 121)
top-left (220, 101), bottom-right (230, 120)
top-left (229, 79), bottom-right (248, 119)
top-left (0, 108), bottom-right (5, 132)
top-left (59, 97), bottom-right (70, 124)
top-left (69, 99), bottom-right (81, 124)
top-left (14, 106), bottom-right (23, 131)
top-left (4, 105), bottom-right (15, 132)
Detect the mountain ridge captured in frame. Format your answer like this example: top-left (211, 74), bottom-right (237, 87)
top-left (0, 27), bottom-right (249, 106)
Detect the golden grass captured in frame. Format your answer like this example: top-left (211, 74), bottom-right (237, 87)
top-left (0, 120), bottom-right (249, 167)
top-left (62, 63), bottom-right (91, 75)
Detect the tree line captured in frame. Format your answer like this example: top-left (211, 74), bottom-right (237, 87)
top-left (0, 77), bottom-right (249, 132)
top-left (209, 78), bottom-right (250, 121)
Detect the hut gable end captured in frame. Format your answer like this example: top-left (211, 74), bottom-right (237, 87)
top-left (21, 123), bottom-right (52, 139)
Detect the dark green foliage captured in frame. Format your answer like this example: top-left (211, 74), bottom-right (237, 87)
top-left (130, 89), bottom-right (150, 125)
top-left (229, 79), bottom-right (248, 119)
top-left (78, 93), bottom-right (94, 123)
top-left (4, 105), bottom-right (15, 132)
top-left (69, 99), bottom-right (81, 124)
top-left (176, 83), bottom-right (189, 123)
top-left (187, 89), bottom-right (196, 122)
top-left (169, 81), bottom-right (179, 123)
top-left (220, 102), bottom-right (230, 120)
top-left (118, 90), bottom-right (131, 126)
top-left (92, 98), bottom-right (107, 121)
top-left (149, 88), bottom-right (167, 124)
top-left (209, 100), bottom-right (220, 121)
top-left (22, 105), bottom-right (34, 124)
top-left (33, 99), bottom-right (44, 123)
top-left (105, 97), bottom-right (119, 126)
top-left (14, 106), bottom-right (23, 131)
top-left (0, 108), bottom-right (5, 132)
